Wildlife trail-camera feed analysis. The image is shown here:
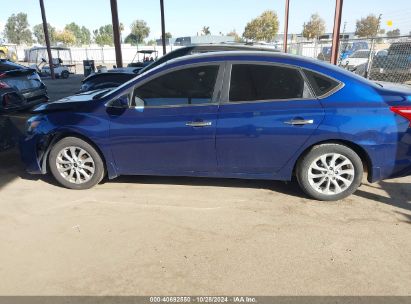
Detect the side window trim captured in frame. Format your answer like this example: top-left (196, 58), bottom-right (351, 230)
top-left (131, 62), bottom-right (224, 109)
top-left (221, 61), bottom-right (315, 104)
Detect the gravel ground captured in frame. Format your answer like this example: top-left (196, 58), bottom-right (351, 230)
top-left (0, 74), bottom-right (410, 296)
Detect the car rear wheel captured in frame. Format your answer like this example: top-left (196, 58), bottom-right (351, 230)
top-left (296, 144), bottom-right (363, 201)
top-left (49, 137), bottom-right (105, 190)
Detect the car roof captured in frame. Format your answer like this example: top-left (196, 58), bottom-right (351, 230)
top-left (164, 50), bottom-right (318, 66)
top-left (189, 43), bottom-right (280, 51)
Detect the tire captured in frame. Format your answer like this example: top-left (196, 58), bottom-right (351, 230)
top-left (61, 71), bottom-right (69, 79)
top-left (49, 137), bottom-right (105, 190)
top-left (296, 144), bottom-right (363, 201)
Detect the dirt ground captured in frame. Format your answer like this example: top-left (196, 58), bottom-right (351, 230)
top-left (0, 75), bottom-right (410, 296)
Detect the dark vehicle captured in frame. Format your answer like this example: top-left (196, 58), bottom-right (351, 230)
top-left (370, 42), bottom-right (411, 82)
top-left (79, 44), bottom-right (279, 92)
top-left (0, 86), bottom-right (26, 112)
top-left (22, 51), bottom-right (411, 201)
top-left (0, 60), bottom-right (48, 110)
top-left (79, 68), bottom-right (141, 93)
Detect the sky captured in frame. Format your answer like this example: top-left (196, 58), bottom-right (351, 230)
top-left (0, 0), bottom-right (410, 41)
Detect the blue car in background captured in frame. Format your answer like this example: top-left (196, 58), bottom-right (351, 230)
top-left (20, 51), bottom-right (411, 201)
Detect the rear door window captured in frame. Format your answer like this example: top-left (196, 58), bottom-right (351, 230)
top-left (303, 69), bottom-right (341, 97)
top-left (229, 64), bottom-right (313, 102)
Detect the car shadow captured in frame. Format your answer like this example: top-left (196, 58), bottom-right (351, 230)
top-left (354, 180), bottom-right (411, 212)
top-left (2, 133), bottom-right (411, 213)
top-left (108, 174), bottom-right (307, 198)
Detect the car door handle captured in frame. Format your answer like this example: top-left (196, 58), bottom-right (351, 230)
top-left (284, 119), bottom-right (314, 126)
top-left (186, 121), bottom-right (212, 127)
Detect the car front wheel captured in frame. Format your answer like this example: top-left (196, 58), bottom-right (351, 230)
top-left (296, 144), bottom-right (363, 201)
top-left (49, 137), bottom-right (105, 190)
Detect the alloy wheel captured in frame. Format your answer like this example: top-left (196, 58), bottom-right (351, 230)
top-left (56, 146), bottom-right (95, 184)
top-left (307, 153), bottom-right (355, 195)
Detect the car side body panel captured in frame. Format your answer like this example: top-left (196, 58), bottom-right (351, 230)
top-left (20, 52), bottom-right (411, 184)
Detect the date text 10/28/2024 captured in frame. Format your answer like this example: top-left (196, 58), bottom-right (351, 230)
top-left (149, 296), bottom-right (257, 303)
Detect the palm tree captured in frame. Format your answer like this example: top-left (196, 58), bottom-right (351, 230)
top-left (202, 26), bottom-right (211, 36)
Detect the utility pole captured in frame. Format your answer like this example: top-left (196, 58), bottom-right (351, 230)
top-left (283, 0), bottom-right (290, 53)
top-left (39, 0), bottom-right (55, 79)
top-left (110, 0), bottom-right (123, 68)
top-left (338, 21), bottom-right (347, 65)
top-left (330, 0), bottom-right (343, 65)
top-left (160, 0), bottom-right (167, 55)
top-left (365, 14), bottom-right (382, 78)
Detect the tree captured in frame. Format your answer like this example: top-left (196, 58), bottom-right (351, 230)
top-left (4, 13), bottom-right (33, 45)
top-left (64, 22), bottom-right (91, 45)
top-left (302, 13), bottom-right (326, 39)
top-left (201, 26), bottom-right (211, 36)
top-left (54, 30), bottom-right (76, 46)
top-left (93, 25), bottom-right (113, 46)
top-left (386, 28), bottom-right (400, 37)
top-left (355, 14), bottom-right (380, 37)
top-left (243, 10), bottom-right (279, 42)
top-left (80, 26), bottom-right (91, 45)
top-left (130, 20), bottom-right (150, 44)
top-left (227, 29), bottom-right (243, 42)
top-left (33, 23), bottom-right (56, 45)
top-left (146, 39), bottom-right (157, 46)
top-left (160, 32), bottom-right (172, 39)
top-left (124, 33), bottom-right (139, 46)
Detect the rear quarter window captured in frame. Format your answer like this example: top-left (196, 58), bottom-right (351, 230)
top-left (303, 69), bottom-right (341, 97)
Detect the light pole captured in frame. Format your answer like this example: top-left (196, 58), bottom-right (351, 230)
top-left (283, 0), bottom-right (290, 53)
top-left (160, 0), bottom-right (167, 55)
top-left (39, 0), bottom-right (55, 79)
top-left (330, 0), bottom-right (343, 65)
top-left (110, 0), bottom-right (123, 68)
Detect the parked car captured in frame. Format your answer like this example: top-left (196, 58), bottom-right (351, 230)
top-left (79, 44), bottom-right (279, 92)
top-left (341, 49), bottom-right (388, 73)
top-left (369, 42), bottom-right (411, 83)
top-left (317, 41), bottom-right (369, 62)
top-left (0, 86), bottom-right (26, 112)
top-left (0, 59), bottom-right (48, 110)
top-left (21, 51), bottom-right (411, 201)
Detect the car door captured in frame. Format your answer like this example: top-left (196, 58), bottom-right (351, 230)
top-left (109, 63), bottom-right (224, 175)
top-left (216, 62), bottom-right (325, 175)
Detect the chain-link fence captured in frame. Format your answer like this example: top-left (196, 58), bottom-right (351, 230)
top-left (285, 35), bottom-right (411, 84)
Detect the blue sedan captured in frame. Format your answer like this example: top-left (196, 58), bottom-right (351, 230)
top-left (20, 51), bottom-right (411, 201)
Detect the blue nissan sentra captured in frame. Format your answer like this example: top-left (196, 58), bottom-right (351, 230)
top-left (20, 51), bottom-right (411, 201)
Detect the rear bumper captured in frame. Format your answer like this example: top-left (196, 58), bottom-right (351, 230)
top-left (21, 88), bottom-right (48, 108)
top-left (370, 129), bottom-right (411, 182)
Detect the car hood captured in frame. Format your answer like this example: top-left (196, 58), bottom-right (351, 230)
top-left (32, 89), bottom-right (109, 113)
